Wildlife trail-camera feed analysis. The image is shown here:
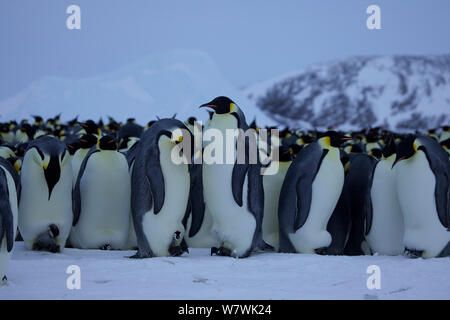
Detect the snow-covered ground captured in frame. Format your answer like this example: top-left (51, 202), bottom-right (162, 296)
top-left (1, 242), bottom-right (449, 300)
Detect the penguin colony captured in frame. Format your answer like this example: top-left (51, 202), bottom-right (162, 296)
top-left (0, 96), bottom-right (449, 283)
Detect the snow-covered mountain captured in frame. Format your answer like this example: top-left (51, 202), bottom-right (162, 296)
top-left (245, 55), bottom-right (450, 131)
top-left (0, 50), bottom-right (276, 126)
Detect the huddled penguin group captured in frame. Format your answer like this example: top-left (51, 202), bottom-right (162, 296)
top-left (0, 98), bottom-right (449, 283)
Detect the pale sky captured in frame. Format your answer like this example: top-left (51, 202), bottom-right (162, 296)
top-left (1, 0), bottom-right (449, 100)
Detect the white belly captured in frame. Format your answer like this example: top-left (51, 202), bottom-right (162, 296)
top-left (289, 150), bottom-right (344, 253)
top-left (69, 151), bottom-right (131, 249)
top-left (367, 157), bottom-right (404, 255)
top-left (0, 167), bottom-right (18, 279)
top-left (203, 164), bottom-right (256, 257)
top-left (395, 151), bottom-right (449, 258)
top-left (262, 161), bottom-right (290, 251)
top-left (19, 152), bottom-right (73, 250)
top-left (141, 140), bottom-right (190, 257)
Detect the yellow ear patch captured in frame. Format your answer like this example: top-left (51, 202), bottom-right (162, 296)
top-left (230, 103), bottom-right (237, 113)
top-left (413, 143), bottom-right (417, 152)
top-left (177, 135), bottom-right (183, 142)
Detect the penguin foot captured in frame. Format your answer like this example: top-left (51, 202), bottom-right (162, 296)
top-left (169, 244), bottom-right (188, 257)
top-left (315, 247), bottom-right (328, 255)
top-left (32, 241), bottom-right (60, 253)
top-left (210, 246), bottom-right (232, 257)
top-left (100, 244), bottom-right (112, 250)
top-left (128, 250), bottom-right (151, 259)
top-left (405, 248), bottom-right (423, 258)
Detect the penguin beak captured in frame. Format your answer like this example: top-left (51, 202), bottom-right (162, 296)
top-left (43, 156), bottom-right (61, 200)
top-left (341, 136), bottom-right (352, 142)
top-left (199, 104), bottom-right (216, 110)
top-left (79, 122), bottom-right (88, 129)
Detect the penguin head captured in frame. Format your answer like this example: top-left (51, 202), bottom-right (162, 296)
top-left (98, 135), bottom-right (118, 151)
top-left (66, 140), bottom-right (81, 155)
top-left (200, 96), bottom-right (236, 115)
top-left (392, 135), bottom-right (417, 168)
top-left (278, 145), bottom-right (293, 162)
top-left (318, 131), bottom-right (351, 149)
top-left (164, 127), bottom-right (185, 145)
top-left (79, 120), bottom-right (100, 136)
top-left (27, 137), bottom-right (69, 200)
top-left (186, 117), bottom-right (197, 126)
top-left (199, 96), bottom-right (245, 127)
top-left (79, 134), bottom-right (98, 149)
top-left (382, 137), bottom-right (396, 159)
top-left (289, 144), bottom-right (303, 157)
top-left (369, 148), bottom-right (382, 160)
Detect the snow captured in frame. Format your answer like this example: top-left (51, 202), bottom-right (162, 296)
top-left (1, 242), bottom-right (449, 299)
top-left (0, 49), bottom-right (277, 127)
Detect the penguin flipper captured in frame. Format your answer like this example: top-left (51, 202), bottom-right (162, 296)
top-left (293, 148), bottom-right (328, 231)
top-left (417, 136), bottom-right (449, 230)
top-left (72, 147), bottom-right (100, 226)
top-left (0, 158), bottom-right (20, 202)
top-left (247, 164), bottom-right (265, 250)
top-left (145, 147), bottom-right (165, 214)
top-left (0, 169), bottom-right (14, 252)
top-left (186, 163), bottom-right (205, 238)
top-left (232, 162), bottom-right (248, 207)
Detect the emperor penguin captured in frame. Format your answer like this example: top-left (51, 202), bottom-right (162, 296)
top-left (0, 158), bottom-right (19, 283)
top-left (342, 153), bottom-right (378, 256)
top-left (130, 119), bottom-right (193, 258)
top-left (200, 96), bottom-right (268, 258)
top-left (278, 131), bottom-right (349, 254)
top-left (70, 135), bottom-right (131, 250)
top-left (262, 145), bottom-right (292, 251)
top-left (70, 134), bottom-right (97, 185)
top-left (365, 138), bottom-right (404, 255)
top-left (19, 136), bottom-right (73, 252)
top-left (393, 134), bottom-right (449, 258)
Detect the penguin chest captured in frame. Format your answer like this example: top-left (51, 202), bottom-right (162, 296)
top-left (367, 159), bottom-right (404, 255)
top-left (142, 145), bottom-right (190, 256)
top-left (77, 152), bottom-right (131, 239)
top-left (309, 151), bottom-right (344, 226)
top-left (395, 152), bottom-right (449, 257)
top-left (18, 153), bottom-right (73, 242)
top-left (262, 162), bottom-right (290, 248)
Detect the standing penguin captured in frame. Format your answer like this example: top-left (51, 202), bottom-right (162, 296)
top-left (262, 145), bottom-right (292, 251)
top-left (201, 96), bottom-right (267, 258)
top-left (366, 138), bottom-right (404, 255)
top-left (0, 158), bottom-right (19, 283)
top-left (393, 135), bottom-right (449, 258)
top-left (130, 119), bottom-right (192, 258)
top-left (342, 153), bottom-right (378, 256)
top-left (70, 135), bottom-right (131, 250)
top-left (278, 131), bottom-right (348, 254)
top-left (19, 136), bottom-right (73, 252)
